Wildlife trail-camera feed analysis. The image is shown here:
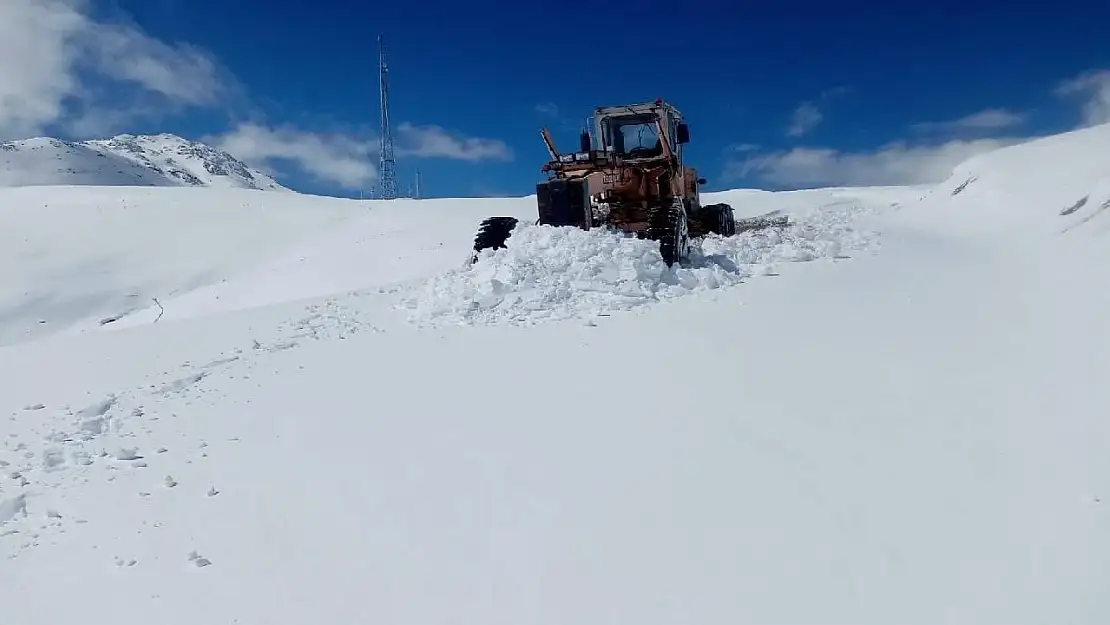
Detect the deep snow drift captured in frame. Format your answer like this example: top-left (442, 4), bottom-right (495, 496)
top-left (400, 203), bottom-right (875, 326)
top-left (2, 123), bottom-right (1110, 625)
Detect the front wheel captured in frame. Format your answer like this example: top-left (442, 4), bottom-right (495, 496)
top-left (647, 201), bottom-right (689, 266)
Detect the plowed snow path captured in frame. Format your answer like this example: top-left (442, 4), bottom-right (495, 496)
top-left (400, 202), bottom-right (878, 326)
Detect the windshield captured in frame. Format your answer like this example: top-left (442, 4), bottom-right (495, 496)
top-left (603, 114), bottom-right (663, 157)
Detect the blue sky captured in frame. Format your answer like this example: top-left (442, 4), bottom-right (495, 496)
top-left (4, 0), bottom-right (1109, 198)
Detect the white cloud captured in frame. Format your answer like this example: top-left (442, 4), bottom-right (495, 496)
top-left (396, 123), bottom-right (513, 161)
top-left (0, 0), bottom-right (86, 139)
top-left (210, 123), bottom-right (377, 190)
top-left (1056, 69), bottom-right (1110, 127)
top-left (784, 87), bottom-right (849, 138)
top-left (81, 22), bottom-right (225, 107)
top-left (912, 108), bottom-right (1026, 133)
top-left (744, 69), bottom-right (1103, 189)
top-left (786, 102), bottom-right (823, 137)
top-left (535, 102), bottom-right (559, 117)
top-left (0, 0), bottom-right (226, 140)
top-left (728, 143), bottom-right (761, 152)
top-left (727, 138), bottom-right (1021, 188)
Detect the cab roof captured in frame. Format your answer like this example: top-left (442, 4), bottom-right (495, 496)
top-left (593, 99), bottom-right (683, 120)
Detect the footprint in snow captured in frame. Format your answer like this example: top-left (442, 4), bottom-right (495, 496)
top-left (188, 550), bottom-right (211, 567)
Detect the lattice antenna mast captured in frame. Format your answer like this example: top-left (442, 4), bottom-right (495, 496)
top-left (377, 35), bottom-right (398, 200)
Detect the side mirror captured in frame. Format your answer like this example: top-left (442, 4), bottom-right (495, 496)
top-left (579, 130), bottom-right (591, 152)
top-left (697, 178), bottom-right (707, 185)
top-left (676, 123), bottom-right (690, 144)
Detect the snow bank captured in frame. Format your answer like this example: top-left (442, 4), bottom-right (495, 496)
top-left (897, 122), bottom-right (1110, 239)
top-left (0, 186), bottom-right (361, 345)
top-left (400, 203), bottom-right (877, 326)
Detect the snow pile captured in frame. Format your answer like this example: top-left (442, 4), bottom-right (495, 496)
top-left (401, 204), bottom-right (876, 326)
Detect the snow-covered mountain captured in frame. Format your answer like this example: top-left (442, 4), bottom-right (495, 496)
top-left (0, 134), bottom-right (287, 190)
top-left (1, 123), bottom-right (1108, 625)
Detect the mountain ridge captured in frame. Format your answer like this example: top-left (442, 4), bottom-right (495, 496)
top-left (0, 133), bottom-right (287, 191)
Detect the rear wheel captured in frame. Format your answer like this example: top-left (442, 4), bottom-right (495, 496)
top-left (701, 203), bottom-right (736, 236)
top-left (471, 216), bottom-right (518, 260)
top-left (647, 200), bottom-right (689, 266)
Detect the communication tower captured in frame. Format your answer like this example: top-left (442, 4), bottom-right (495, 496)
top-left (377, 35), bottom-right (397, 200)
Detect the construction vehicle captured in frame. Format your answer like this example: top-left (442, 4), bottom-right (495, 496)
top-left (470, 98), bottom-right (789, 265)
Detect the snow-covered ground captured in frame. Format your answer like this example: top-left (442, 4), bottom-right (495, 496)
top-left (0, 182), bottom-right (918, 345)
top-left (0, 185), bottom-right (354, 345)
top-left (1, 123), bottom-right (1108, 624)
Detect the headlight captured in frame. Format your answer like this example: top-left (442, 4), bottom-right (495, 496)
top-left (575, 152), bottom-right (590, 161)
top-left (560, 154), bottom-right (574, 163)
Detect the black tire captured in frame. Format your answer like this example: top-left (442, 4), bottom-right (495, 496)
top-left (702, 203), bottom-right (736, 237)
top-left (647, 202), bottom-right (688, 266)
top-left (472, 216), bottom-right (518, 256)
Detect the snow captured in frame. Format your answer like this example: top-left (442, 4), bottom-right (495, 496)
top-left (1, 123), bottom-right (1109, 624)
top-left (3, 187), bottom-right (911, 340)
top-left (0, 133), bottom-right (285, 190)
top-left (0, 185), bottom-right (361, 345)
top-left (400, 200), bottom-right (880, 326)
top-left (895, 121), bottom-right (1110, 240)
